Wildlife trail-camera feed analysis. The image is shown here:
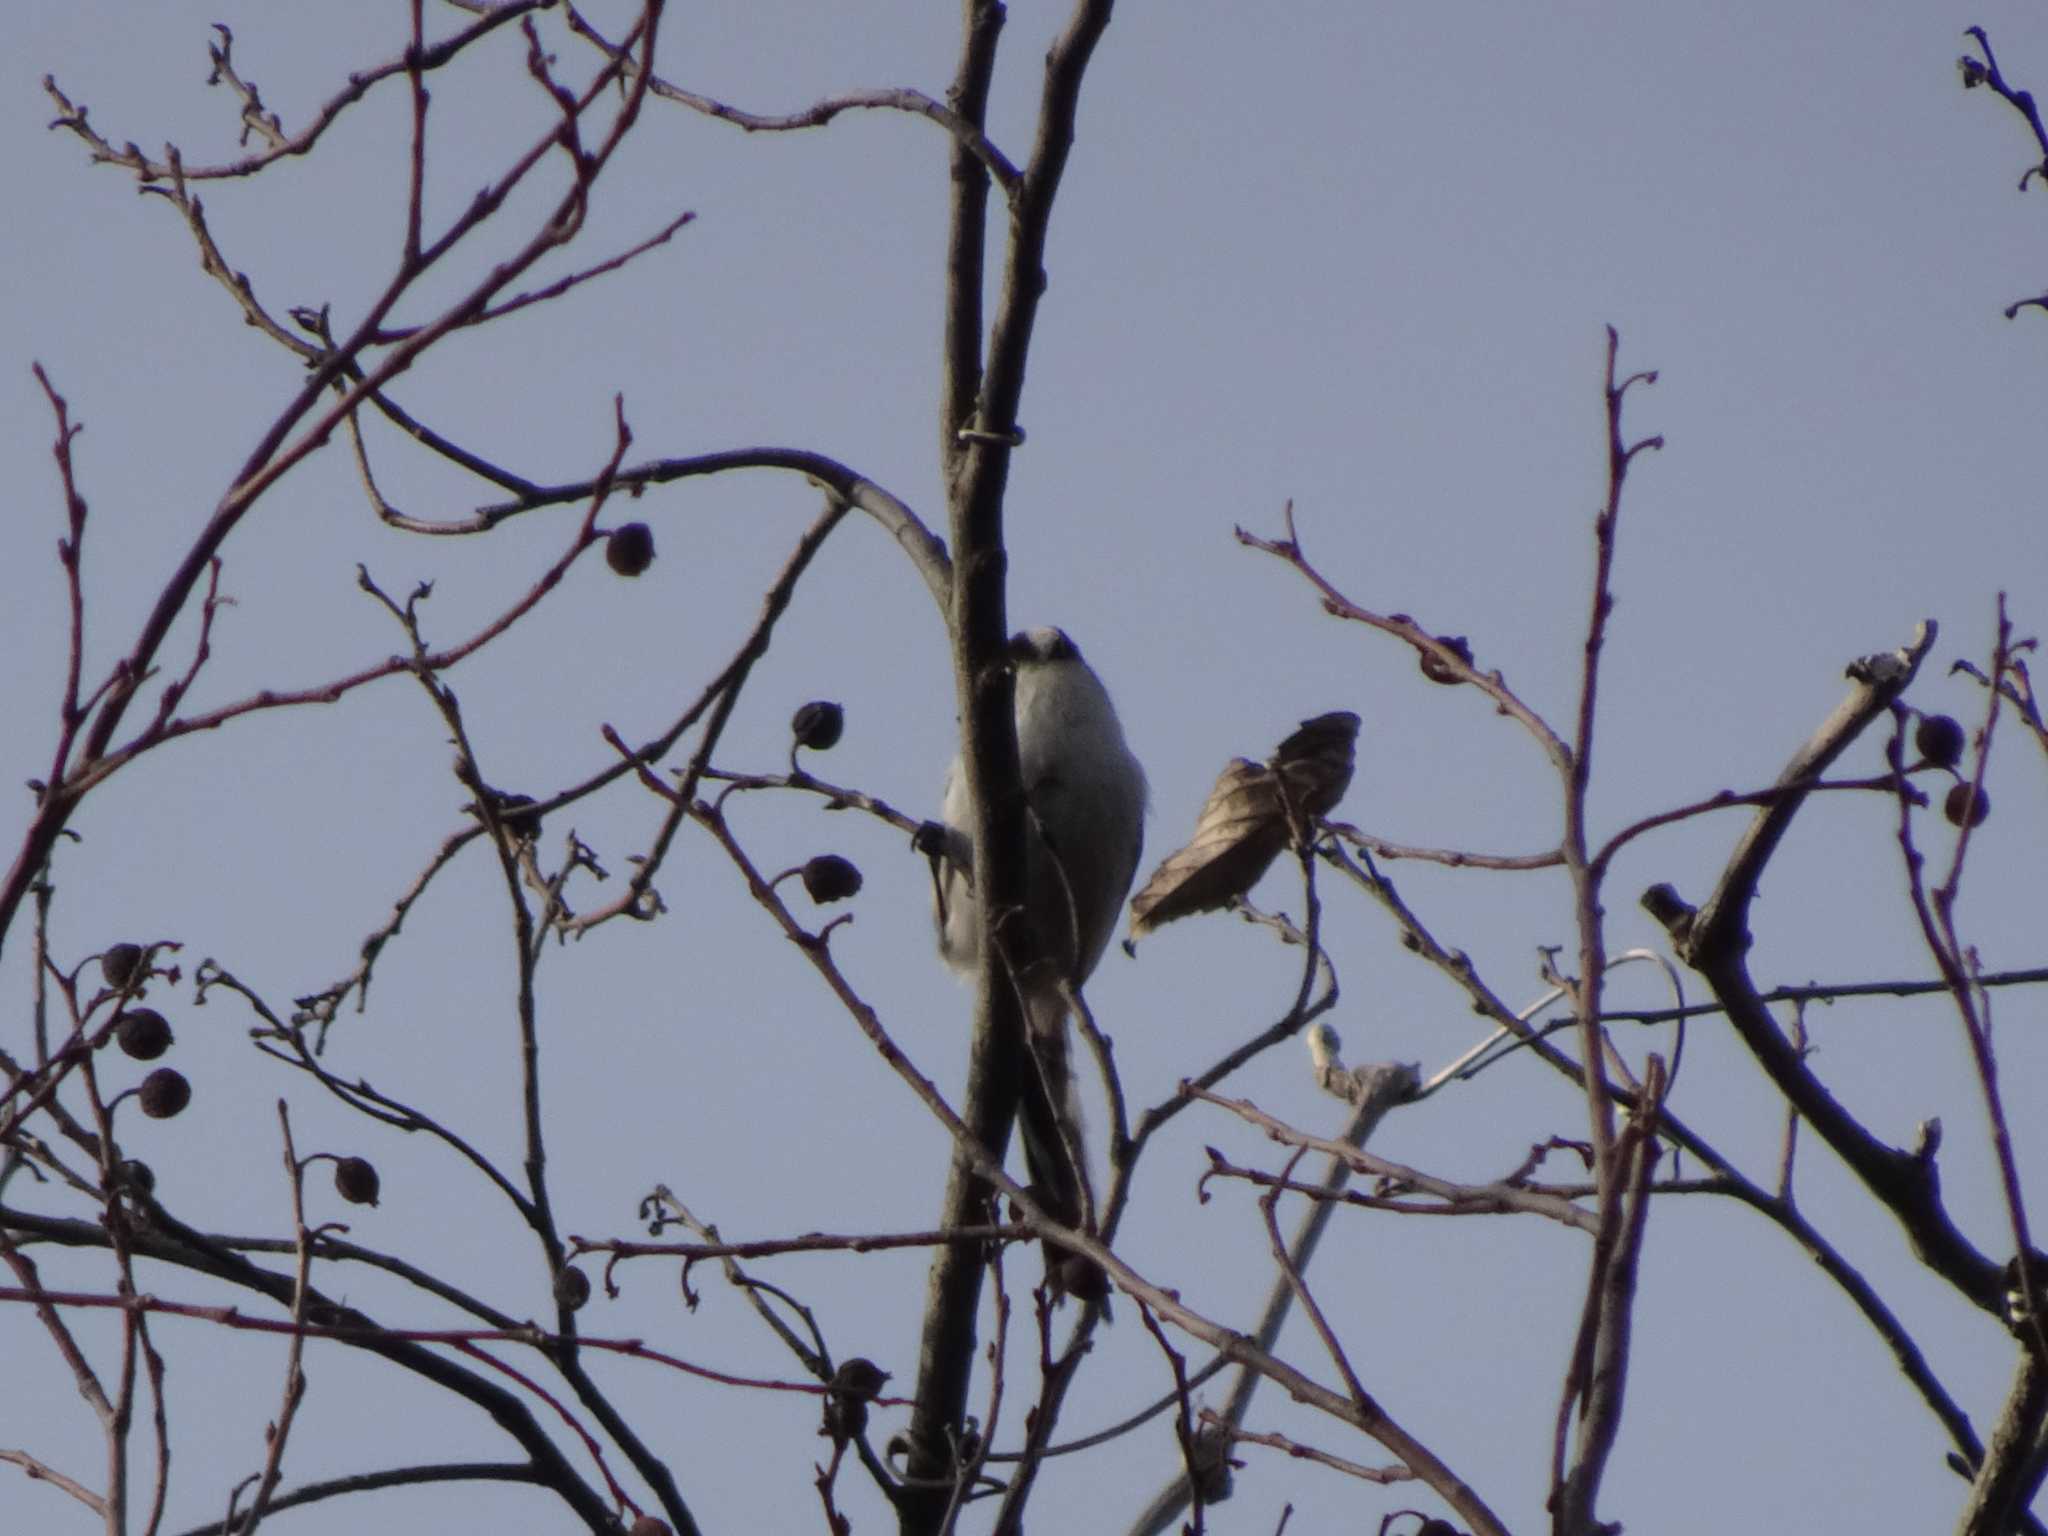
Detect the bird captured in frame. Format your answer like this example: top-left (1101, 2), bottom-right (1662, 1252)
top-left (931, 627), bottom-right (1148, 1234)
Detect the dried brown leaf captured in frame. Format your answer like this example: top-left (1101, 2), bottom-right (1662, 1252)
top-left (1271, 709), bottom-right (1362, 817)
top-left (1127, 711), bottom-right (1359, 940)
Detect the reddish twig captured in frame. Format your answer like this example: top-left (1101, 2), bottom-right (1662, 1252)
top-left (42, 6), bottom-right (550, 183)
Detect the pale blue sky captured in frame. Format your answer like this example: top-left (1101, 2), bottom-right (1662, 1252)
top-left (4, 5), bottom-right (2045, 1533)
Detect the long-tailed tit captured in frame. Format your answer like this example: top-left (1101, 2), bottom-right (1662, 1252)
top-left (931, 628), bottom-right (1147, 1231)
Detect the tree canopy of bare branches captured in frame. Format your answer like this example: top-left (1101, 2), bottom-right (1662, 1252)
top-left (3, 6), bottom-right (2046, 1536)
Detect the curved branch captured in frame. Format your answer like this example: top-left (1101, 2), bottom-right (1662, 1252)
top-left (1239, 501), bottom-right (1573, 775)
top-left (472, 448), bottom-right (950, 614)
top-left (0, 1205), bottom-right (624, 1531)
top-left (170, 1461), bottom-right (547, 1536)
top-left (1645, 622), bottom-right (2006, 1313)
top-left (538, 3), bottom-right (1023, 195)
top-left (42, 5), bottom-right (547, 182)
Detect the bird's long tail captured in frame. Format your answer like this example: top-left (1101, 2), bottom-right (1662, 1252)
top-left (1015, 987), bottom-right (1094, 1233)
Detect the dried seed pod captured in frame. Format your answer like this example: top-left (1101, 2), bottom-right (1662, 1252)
top-left (1417, 634), bottom-right (1474, 685)
top-left (138, 1068), bottom-right (192, 1120)
top-left (494, 792), bottom-right (543, 838)
top-left (628, 1519), bottom-right (673, 1536)
top-left (606, 522), bottom-right (656, 577)
top-left (800, 854), bottom-right (863, 903)
top-left (1914, 713), bottom-right (1966, 769)
top-left (116, 1009), bottom-right (174, 1061)
top-left (554, 1265), bottom-right (591, 1311)
top-left (830, 1357), bottom-right (890, 1400)
top-left (101, 943), bottom-right (145, 989)
top-left (1944, 782), bottom-right (1990, 828)
top-left (790, 700), bottom-right (845, 752)
top-left (334, 1156), bottom-right (381, 1206)
top-left (822, 1357), bottom-right (891, 1444)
